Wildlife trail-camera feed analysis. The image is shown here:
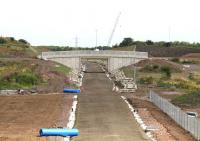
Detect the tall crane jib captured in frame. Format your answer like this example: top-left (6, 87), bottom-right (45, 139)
top-left (107, 12), bottom-right (121, 47)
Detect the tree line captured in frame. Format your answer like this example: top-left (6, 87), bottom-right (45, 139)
top-left (46, 37), bottom-right (200, 51)
top-left (1, 36), bottom-right (200, 51)
top-left (113, 37), bottom-right (200, 48)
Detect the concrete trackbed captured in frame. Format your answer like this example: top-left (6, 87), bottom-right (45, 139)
top-left (73, 62), bottom-right (147, 141)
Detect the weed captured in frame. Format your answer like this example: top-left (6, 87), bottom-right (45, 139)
top-left (172, 89), bottom-right (200, 106)
top-left (53, 64), bottom-right (71, 76)
top-left (139, 76), bottom-right (154, 84)
top-left (160, 66), bottom-right (171, 79)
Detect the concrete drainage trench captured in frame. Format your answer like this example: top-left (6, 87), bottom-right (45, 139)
top-left (121, 96), bottom-right (156, 141)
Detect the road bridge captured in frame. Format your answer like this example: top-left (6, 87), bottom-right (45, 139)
top-left (41, 50), bottom-right (148, 72)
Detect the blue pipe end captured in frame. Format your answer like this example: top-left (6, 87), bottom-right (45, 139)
top-left (39, 128), bottom-right (80, 137)
top-left (63, 88), bottom-right (81, 93)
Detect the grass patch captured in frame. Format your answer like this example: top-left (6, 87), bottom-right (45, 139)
top-left (0, 61), bottom-right (41, 90)
top-left (121, 67), bottom-right (135, 78)
top-left (0, 37), bottom-right (37, 58)
top-left (53, 64), bottom-right (71, 76)
top-left (172, 89), bottom-right (200, 106)
top-left (0, 72), bottom-right (41, 90)
top-left (140, 64), bottom-right (160, 72)
top-left (157, 79), bottom-right (198, 90)
top-left (188, 73), bottom-right (200, 84)
top-left (140, 64), bottom-right (179, 73)
top-left (139, 76), bottom-right (154, 84)
top-left (14, 73), bottom-right (39, 86)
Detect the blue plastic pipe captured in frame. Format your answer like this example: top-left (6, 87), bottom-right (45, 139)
top-left (39, 128), bottom-right (80, 137)
top-left (63, 88), bottom-right (81, 93)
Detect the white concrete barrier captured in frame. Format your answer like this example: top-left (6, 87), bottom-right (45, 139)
top-left (65, 95), bottom-right (79, 141)
top-left (121, 96), bottom-right (156, 141)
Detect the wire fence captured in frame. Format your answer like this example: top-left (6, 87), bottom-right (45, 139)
top-left (149, 91), bottom-right (200, 140)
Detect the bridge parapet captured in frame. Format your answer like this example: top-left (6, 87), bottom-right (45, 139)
top-left (41, 50), bottom-right (148, 59)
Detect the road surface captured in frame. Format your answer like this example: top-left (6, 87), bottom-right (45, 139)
top-left (73, 62), bottom-right (147, 141)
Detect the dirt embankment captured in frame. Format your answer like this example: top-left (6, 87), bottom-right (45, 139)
top-left (129, 98), bottom-right (196, 141)
top-left (0, 58), bottom-right (73, 94)
top-left (136, 46), bottom-right (200, 57)
top-left (135, 59), bottom-right (183, 72)
top-left (113, 45), bottom-right (200, 57)
top-left (181, 53), bottom-right (200, 58)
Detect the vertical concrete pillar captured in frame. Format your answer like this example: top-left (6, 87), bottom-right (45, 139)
top-left (108, 57), bottom-right (113, 72)
top-left (107, 58), bottom-right (110, 72)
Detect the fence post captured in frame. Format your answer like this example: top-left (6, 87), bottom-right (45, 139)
top-left (197, 120), bottom-right (199, 140)
top-left (149, 90), bottom-right (152, 101)
top-left (195, 119), bottom-right (198, 140)
top-left (186, 115), bottom-right (189, 131)
top-left (149, 91), bottom-right (200, 140)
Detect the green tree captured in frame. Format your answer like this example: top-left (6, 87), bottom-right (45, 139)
top-left (112, 44), bottom-right (119, 48)
top-left (9, 37), bottom-right (15, 41)
top-left (0, 37), bottom-right (7, 44)
top-left (146, 40), bottom-right (154, 45)
top-left (18, 39), bottom-right (29, 45)
top-left (119, 37), bottom-right (134, 47)
top-left (164, 42), bottom-right (172, 47)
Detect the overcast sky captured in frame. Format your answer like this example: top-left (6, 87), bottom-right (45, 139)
top-left (1, 0), bottom-right (200, 47)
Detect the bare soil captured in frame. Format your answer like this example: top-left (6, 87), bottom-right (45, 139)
top-left (129, 98), bottom-right (196, 141)
top-left (181, 53), bottom-right (200, 58)
top-left (0, 94), bottom-right (72, 141)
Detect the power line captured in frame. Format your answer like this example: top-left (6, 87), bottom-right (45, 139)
top-left (95, 29), bottom-right (98, 47)
top-left (168, 26), bottom-right (171, 42)
top-left (75, 36), bottom-right (78, 47)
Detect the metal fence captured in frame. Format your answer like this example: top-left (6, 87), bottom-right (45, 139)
top-left (149, 91), bottom-right (200, 140)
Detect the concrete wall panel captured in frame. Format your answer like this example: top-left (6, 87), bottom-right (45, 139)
top-left (49, 57), bottom-right (80, 71)
top-left (109, 57), bottom-right (143, 72)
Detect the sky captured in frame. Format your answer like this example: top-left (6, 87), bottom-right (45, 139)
top-left (0, 0), bottom-right (200, 47)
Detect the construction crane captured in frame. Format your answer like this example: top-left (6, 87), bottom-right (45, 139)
top-left (107, 12), bottom-right (121, 47)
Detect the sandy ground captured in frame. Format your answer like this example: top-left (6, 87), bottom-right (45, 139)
top-left (0, 94), bottom-right (72, 141)
top-left (73, 62), bottom-right (148, 141)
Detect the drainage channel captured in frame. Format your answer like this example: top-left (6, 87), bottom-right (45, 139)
top-left (121, 96), bottom-right (157, 141)
top-left (103, 66), bottom-right (155, 140)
